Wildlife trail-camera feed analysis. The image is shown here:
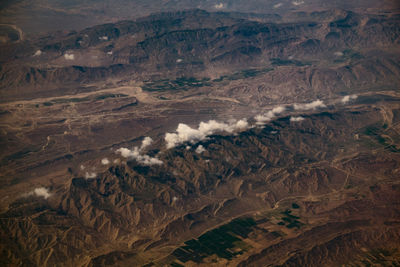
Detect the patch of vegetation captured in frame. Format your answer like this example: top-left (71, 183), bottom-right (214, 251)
top-left (143, 68), bottom-right (273, 92)
top-left (142, 77), bottom-right (211, 92)
top-left (344, 183), bottom-right (353, 189)
top-left (343, 49), bottom-right (363, 60)
top-left (40, 97), bottom-right (90, 106)
top-left (292, 203), bottom-right (300, 209)
top-left (95, 93), bottom-right (128, 100)
top-left (170, 262), bottom-right (184, 267)
top-left (270, 231), bottom-right (284, 237)
top-left (213, 67), bottom-right (273, 82)
top-left (39, 93), bottom-right (129, 107)
top-left (54, 97), bottom-right (91, 104)
top-left (270, 58), bottom-right (311, 67)
top-left (172, 217), bottom-right (256, 263)
top-left (112, 102), bottom-right (137, 111)
top-left (3, 146), bottom-right (41, 162)
top-left (279, 209), bottom-right (304, 229)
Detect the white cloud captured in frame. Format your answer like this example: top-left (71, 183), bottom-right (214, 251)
top-left (33, 50), bottom-right (42, 56)
top-left (117, 147), bottom-right (136, 158)
top-left (64, 53), bottom-right (75, 60)
top-left (293, 100), bottom-right (326, 110)
top-left (195, 145), bottom-right (206, 154)
top-left (334, 51), bottom-right (344, 57)
top-left (107, 51), bottom-right (113, 55)
top-left (186, 146), bottom-right (191, 150)
top-left (113, 158), bottom-right (120, 164)
top-left (165, 119), bottom-right (248, 148)
top-left (341, 94), bottom-right (358, 104)
top-left (290, 116), bottom-right (305, 122)
top-left (80, 165), bottom-right (85, 170)
top-left (255, 106), bottom-right (286, 124)
top-left (215, 3), bottom-right (224, 9)
top-left (101, 158), bottom-right (110, 165)
top-left (85, 172), bottom-right (97, 179)
top-left (176, 58), bottom-right (183, 63)
top-left (116, 137), bottom-right (162, 166)
top-left (140, 137), bottom-right (153, 150)
top-left (273, 3), bottom-right (283, 8)
top-left (292, 0), bottom-right (304, 5)
top-left (271, 106), bottom-right (286, 114)
top-left (99, 36), bottom-right (108, 41)
top-left (32, 187), bottom-right (51, 199)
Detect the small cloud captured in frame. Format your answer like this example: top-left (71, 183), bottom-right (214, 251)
top-left (113, 158), bottom-right (120, 164)
top-left (101, 158), bottom-right (110, 165)
top-left (33, 50), bottom-right (42, 56)
top-left (273, 3), bottom-right (283, 8)
top-left (80, 165), bottom-right (85, 170)
top-left (172, 196), bottom-right (178, 202)
top-left (272, 106), bottom-right (286, 114)
top-left (292, 0), bottom-right (304, 5)
top-left (255, 106), bottom-right (286, 124)
top-left (107, 51), bottom-right (113, 55)
top-left (99, 36), bottom-right (108, 41)
top-left (28, 187), bottom-right (51, 199)
top-left (186, 146), bottom-right (191, 150)
top-left (293, 100), bottom-right (326, 111)
top-left (117, 147), bottom-right (135, 158)
top-left (290, 116), bottom-right (305, 122)
top-left (195, 145), bottom-right (206, 154)
top-left (234, 119), bottom-right (249, 129)
top-left (116, 137), bottom-right (162, 166)
top-left (341, 94), bottom-right (358, 104)
top-left (334, 51), bottom-right (344, 57)
top-left (176, 58), bottom-right (183, 63)
top-left (140, 137), bottom-right (153, 150)
top-left (215, 3), bottom-right (224, 9)
top-left (85, 172), bottom-right (97, 179)
top-left (64, 53), bottom-right (75, 60)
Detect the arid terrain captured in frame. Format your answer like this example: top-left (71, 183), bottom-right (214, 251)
top-left (0, 1), bottom-right (400, 266)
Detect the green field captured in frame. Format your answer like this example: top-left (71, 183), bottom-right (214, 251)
top-left (171, 217), bottom-right (256, 263)
top-left (142, 77), bottom-right (211, 92)
top-left (277, 209), bottom-right (304, 229)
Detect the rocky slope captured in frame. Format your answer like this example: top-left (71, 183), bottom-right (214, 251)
top-left (0, 10), bottom-right (399, 102)
top-left (1, 99), bottom-right (400, 266)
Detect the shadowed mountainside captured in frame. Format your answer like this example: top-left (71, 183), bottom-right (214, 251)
top-left (1, 101), bottom-right (400, 266)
